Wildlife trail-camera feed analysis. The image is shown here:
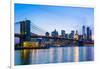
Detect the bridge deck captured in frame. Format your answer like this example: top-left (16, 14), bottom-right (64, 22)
top-left (15, 33), bottom-right (76, 40)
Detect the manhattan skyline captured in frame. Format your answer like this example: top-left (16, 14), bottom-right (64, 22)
top-left (15, 3), bottom-right (94, 35)
top-left (14, 4), bottom-right (94, 65)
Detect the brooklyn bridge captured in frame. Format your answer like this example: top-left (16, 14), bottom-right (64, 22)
top-left (15, 20), bottom-right (94, 50)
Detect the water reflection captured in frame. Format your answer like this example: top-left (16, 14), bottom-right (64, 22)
top-left (74, 47), bottom-right (79, 62)
top-left (15, 46), bottom-right (94, 65)
top-left (20, 50), bottom-right (31, 65)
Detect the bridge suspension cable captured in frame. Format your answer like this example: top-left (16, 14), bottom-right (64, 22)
top-left (31, 22), bottom-right (46, 35)
top-left (15, 21), bottom-right (47, 35)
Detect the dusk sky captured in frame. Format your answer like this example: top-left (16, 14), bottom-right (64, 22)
top-left (14, 3), bottom-right (94, 35)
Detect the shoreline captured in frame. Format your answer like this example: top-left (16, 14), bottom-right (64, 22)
top-left (15, 45), bottom-right (94, 50)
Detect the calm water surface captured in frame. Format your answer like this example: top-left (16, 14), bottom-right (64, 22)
top-left (15, 46), bottom-right (94, 65)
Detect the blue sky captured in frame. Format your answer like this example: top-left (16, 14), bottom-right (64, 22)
top-left (14, 3), bottom-right (94, 35)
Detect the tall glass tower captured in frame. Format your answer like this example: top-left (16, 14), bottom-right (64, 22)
top-left (82, 25), bottom-right (86, 40)
top-left (87, 27), bottom-right (90, 40)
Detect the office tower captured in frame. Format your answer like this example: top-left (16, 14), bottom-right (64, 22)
top-left (45, 32), bottom-right (50, 36)
top-left (82, 25), bottom-right (86, 40)
top-left (45, 32), bottom-right (50, 42)
top-left (74, 30), bottom-right (79, 40)
top-left (82, 26), bottom-right (85, 35)
top-left (87, 27), bottom-right (90, 40)
top-left (51, 29), bottom-right (58, 37)
top-left (89, 29), bottom-right (92, 40)
top-left (65, 34), bottom-right (69, 39)
top-left (61, 30), bottom-right (66, 37)
top-left (71, 30), bottom-right (74, 37)
top-left (69, 30), bottom-right (74, 39)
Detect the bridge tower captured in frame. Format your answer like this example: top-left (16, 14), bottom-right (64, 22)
top-left (20, 20), bottom-right (31, 46)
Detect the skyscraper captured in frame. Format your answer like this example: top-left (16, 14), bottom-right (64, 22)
top-left (87, 27), bottom-right (90, 40)
top-left (45, 32), bottom-right (50, 36)
top-left (74, 30), bottom-right (79, 40)
top-left (82, 26), bottom-right (85, 35)
top-left (61, 30), bottom-right (66, 37)
top-left (65, 34), bottom-right (69, 39)
top-left (89, 29), bottom-right (92, 40)
top-left (71, 30), bottom-right (74, 36)
top-left (82, 25), bottom-right (86, 40)
top-left (69, 30), bottom-right (74, 39)
top-left (51, 29), bottom-right (58, 37)
top-left (45, 32), bottom-right (50, 41)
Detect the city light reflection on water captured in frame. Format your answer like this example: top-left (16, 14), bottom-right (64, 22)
top-left (15, 46), bottom-right (94, 65)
